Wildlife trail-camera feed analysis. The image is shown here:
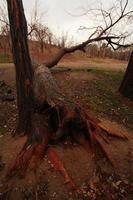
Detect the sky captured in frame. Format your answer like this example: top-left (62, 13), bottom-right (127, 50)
top-left (23, 0), bottom-right (94, 43)
top-left (0, 0), bottom-right (133, 44)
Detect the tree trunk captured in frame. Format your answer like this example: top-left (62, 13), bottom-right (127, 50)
top-left (119, 51), bottom-right (133, 99)
top-left (7, 0), bottom-right (35, 134)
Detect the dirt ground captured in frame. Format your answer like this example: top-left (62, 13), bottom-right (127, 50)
top-left (0, 59), bottom-right (132, 200)
top-left (58, 57), bottom-right (128, 72)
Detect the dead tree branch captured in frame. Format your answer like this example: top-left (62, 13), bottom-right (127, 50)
top-left (44, 35), bottom-right (132, 68)
top-left (43, 0), bottom-right (133, 68)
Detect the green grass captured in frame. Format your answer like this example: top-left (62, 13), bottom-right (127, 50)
top-left (91, 69), bottom-right (124, 81)
top-left (109, 71), bottom-right (124, 81)
top-left (91, 69), bottom-right (107, 76)
top-left (84, 70), bottom-right (133, 130)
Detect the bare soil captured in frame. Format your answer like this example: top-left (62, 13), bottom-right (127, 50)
top-left (0, 60), bottom-right (132, 200)
top-left (58, 57), bottom-right (128, 71)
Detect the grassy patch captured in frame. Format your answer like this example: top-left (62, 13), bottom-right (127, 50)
top-left (91, 69), bottom-right (107, 76)
top-left (109, 71), bottom-right (124, 81)
top-left (91, 69), bottom-right (124, 80)
top-left (84, 70), bottom-right (133, 130)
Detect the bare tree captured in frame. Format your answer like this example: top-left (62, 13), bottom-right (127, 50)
top-left (31, 23), bottom-right (52, 53)
top-left (0, 1), bottom-right (9, 26)
top-left (43, 0), bottom-right (133, 68)
top-left (0, 2), bottom-right (11, 59)
top-left (0, 23), bottom-right (11, 54)
top-left (27, 0), bottom-right (52, 52)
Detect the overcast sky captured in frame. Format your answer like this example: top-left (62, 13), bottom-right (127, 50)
top-left (23, 0), bottom-right (95, 43)
top-left (0, 0), bottom-right (133, 43)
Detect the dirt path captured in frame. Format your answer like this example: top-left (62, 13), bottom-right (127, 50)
top-left (58, 57), bottom-right (127, 71)
top-left (0, 57), bottom-right (128, 73)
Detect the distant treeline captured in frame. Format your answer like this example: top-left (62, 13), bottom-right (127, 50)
top-left (0, 35), bottom-right (132, 62)
top-left (85, 43), bottom-right (132, 61)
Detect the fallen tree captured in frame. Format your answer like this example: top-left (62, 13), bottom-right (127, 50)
top-left (7, 64), bottom-right (128, 186)
top-left (5, 0), bottom-right (131, 193)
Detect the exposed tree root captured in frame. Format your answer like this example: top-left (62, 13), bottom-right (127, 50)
top-left (98, 123), bottom-right (129, 139)
top-left (48, 148), bottom-right (77, 191)
top-left (7, 145), bottom-right (34, 178)
top-left (7, 128), bottom-right (50, 178)
top-left (94, 134), bottom-right (116, 169)
top-left (7, 103), bottom-right (128, 181)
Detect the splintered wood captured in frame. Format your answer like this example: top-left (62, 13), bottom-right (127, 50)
top-left (7, 65), bottom-right (129, 191)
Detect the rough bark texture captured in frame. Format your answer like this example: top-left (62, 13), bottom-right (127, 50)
top-left (119, 51), bottom-right (133, 99)
top-left (7, 0), bottom-right (35, 134)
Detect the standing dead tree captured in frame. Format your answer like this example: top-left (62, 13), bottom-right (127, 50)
top-left (6, 0), bottom-right (131, 192)
top-left (6, 0), bottom-right (35, 135)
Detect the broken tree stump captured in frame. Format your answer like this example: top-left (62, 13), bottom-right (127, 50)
top-left (7, 64), bottom-right (129, 183)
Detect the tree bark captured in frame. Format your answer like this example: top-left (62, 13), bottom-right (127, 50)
top-left (6, 0), bottom-right (35, 134)
top-left (119, 51), bottom-right (133, 99)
